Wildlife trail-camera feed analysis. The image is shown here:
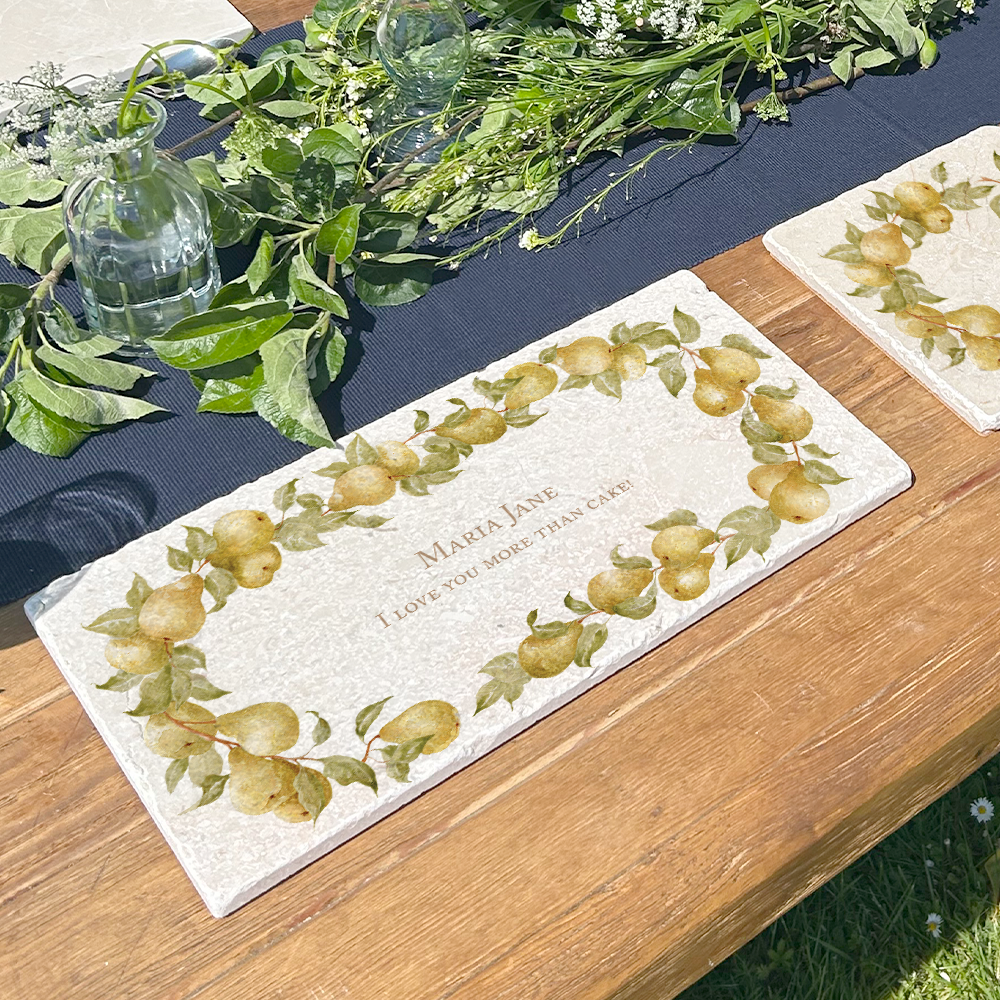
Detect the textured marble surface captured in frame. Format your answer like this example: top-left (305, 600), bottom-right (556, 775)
top-left (765, 126), bottom-right (1000, 434)
top-left (0, 0), bottom-right (251, 88)
top-left (27, 270), bottom-right (911, 917)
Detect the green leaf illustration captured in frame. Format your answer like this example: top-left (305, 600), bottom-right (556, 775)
top-left (125, 574), bottom-right (153, 610)
top-left (645, 509), bottom-right (698, 531)
top-left (476, 653), bottom-right (531, 713)
top-left (564, 593), bottom-right (593, 615)
top-left (538, 345), bottom-right (557, 364)
top-left (413, 409), bottom-right (430, 432)
top-left (717, 505), bottom-right (781, 567)
top-left (125, 665), bottom-right (175, 717)
top-left (347, 434), bottom-right (380, 466)
top-left (592, 369), bottom-right (623, 399)
top-left (294, 766), bottom-right (330, 822)
top-left (930, 162), bottom-right (947, 185)
top-left (720, 334), bottom-right (771, 359)
top-left (614, 577), bottom-right (658, 620)
top-left (526, 608), bottom-right (571, 639)
top-left (184, 525), bottom-right (217, 561)
top-left (610, 544), bottom-right (653, 571)
top-left (307, 711), bottom-right (332, 746)
top-left (753, 380), bottom-right (799, 400)
top-left (312, 461), bottom-right (350, 480)
top-left (802, 444), bottom-right (839, 459)
top-left (182, 773), bottom-right (229, 812)
top-left (204, 566), bottom-right (238, 613)
top-left (655, 353), bottom-right (686, 396)
top-left (560, 374), bottom-right (593, 392)
top-left (172, 643), bottom-right (206, 673)
top-left (84, 607), bottom-right (139, 638)
top-left (574, 622), bottom-right (608, 669)
top-left (188, 675), bottom-right (231, 700)
top-left (751, 441), bottom-right (790, 465)
top-left (166, 546), bottom-right (194, 573)
top-left (802, 460), bottom-right (851, 485)
top-left (673, 307), bottom-right (701, 343)
top-left (187, 747), bottom-right (224, 789)
top-left (165, 758), bottom-right (189, 793)
top-left (356, 696), bottom-right (392, 739)
top-left (95, 670), bottom-right (142, 692)
top-left (322, 755), bottom-right (378, 793)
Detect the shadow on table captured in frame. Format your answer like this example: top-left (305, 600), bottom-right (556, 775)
top-left (0, 472), bottom-right (157, 614)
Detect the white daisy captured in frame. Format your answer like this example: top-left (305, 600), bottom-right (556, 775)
top-left (971, 797), bottom-right (995, 823)
top-left (926, 913), bottom-right (943, 938)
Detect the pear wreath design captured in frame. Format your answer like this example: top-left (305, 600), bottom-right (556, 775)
top-left (823, 148), bottom-right (1000, 371)
top-left (86, 306), bottom-right (850, 825)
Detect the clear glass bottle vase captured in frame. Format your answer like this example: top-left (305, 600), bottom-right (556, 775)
top-left (62, 96), bottom-right (220, 354)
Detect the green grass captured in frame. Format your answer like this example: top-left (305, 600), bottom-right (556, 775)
top-left (678, 760), bottom-right (1000, 1000)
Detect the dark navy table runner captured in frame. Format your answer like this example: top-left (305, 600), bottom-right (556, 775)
top-left (1, 13), bottom-right (997, 602)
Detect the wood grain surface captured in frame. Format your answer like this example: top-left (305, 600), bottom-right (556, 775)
top-left (5, 238), bottom-right (1000, 1000)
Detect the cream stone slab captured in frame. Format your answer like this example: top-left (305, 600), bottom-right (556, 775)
top-left (765, 126), bottom-right (1000, 434)
top-left (26, 270), bottom-right (911, 917)
top-left (0, 0), bottom-right (251, 90)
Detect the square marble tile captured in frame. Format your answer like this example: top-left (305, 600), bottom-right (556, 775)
top-left (26, 270), bottom-right (911, 916)
top-left (765, 126), bottom-right (1000, 433)
top-left (0, 0), bottom-right (251, 91)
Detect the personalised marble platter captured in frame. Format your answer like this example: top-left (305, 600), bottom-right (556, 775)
top-left (765, 126), bottom-right (1000, 434)
top-left (26, 270), bottom-right (911, 917)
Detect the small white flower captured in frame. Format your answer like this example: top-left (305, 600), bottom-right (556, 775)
top-left (925, 859), bottom-right (934, 868)
top-left (944, 838), bottom-right (951, 846)
top-left (926, 913), bottom-right (943, 938)
top-left (971, 797), bottom-right (994, 823)
top-left (518, 228), bottom-right (544, 251)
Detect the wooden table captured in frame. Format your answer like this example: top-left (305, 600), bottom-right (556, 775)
top-left (5, 7), bottom-right (1000, 999)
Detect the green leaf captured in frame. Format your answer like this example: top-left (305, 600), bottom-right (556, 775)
top-left (614, 577), bottom-right (657, 620)
top-left (347, 434), bottom-right (380, 466)
top-left (559, 374), bottom-right (593, 392)
top-left (863, 203), bottom-right (888, 222)
top-left (84, 607), bottom-right (139, 637)
top-left (322, 755), bottom-right (378, 792)
top-left (526, 608), bottom-right (571, 639)
top-left (301, 125), bottom-right (363, 167)
top-left (294, 766), bottom-right (329, 822)
top-left (380, 735), bottom-right (432, 781)
top-left (538, 345), bottom-right (557, 364)
top-left (202, 187), bottom-right (257, 248)
top-left (413, 409), bottom-right (429, 433)
top-left (645, 509), bottom-right (698, 531)
top-left (592, 369), bottom-right (623, 399)
top-left (877, 281), bottom-right (908, 314)
top-left (247, 232), bottom-right (275, 294)
top-left (802, 460), bottom-right (851, 485)
top-left (171, 668), bottom-right (193, 705)
top-left (356, 696), bottom-right (392, 739)
top-left (149, 303), bottom-right (293, 370)
top-left (648, 69), bottom-right (739, 137)
top-left (574, 621), bottom-right (608, 669)
top-left (354, 254), bottom-right (436, 307)
top-left (306, 711), bottom-right (332, 746)
top-left (0, 163), bottom-right (65, 206)
top-left (171, 643), bottom-right (206, 672)
top-left (752, 442), bottom-right (790, 464)
top-left (181, 525), bottom-right (215, 562)
top-left (187, 746), bottom-right (224, 789)
top-left (717, 505), bottom-right (781, 566)
top-left (822, 245), bottom-right (866, 264)
top-left (204, 566), bottom-right (238, 613)
top-left (182, 773), bottom-right (229, 812)
top-left (9, 205), bottom-right (66, 271)
top-left (124, 666), bottom-right (174, 717)
top-left (504, 407), bottom-right (545, 428)
top-left (991, 194), bottom-right (1000, 221)
top-left (188, 675), bottom-right (231, 700)
top-left (43, 304), bottom-right (121, 358)
top-left (356, 210), bottom-right (421, 255)
top-left (289, 254), bottom-right (348, 316)
top-left (196, 365), bottom-right (264, 414)
top-left (273, 479), bottom-right (299, 512)
top-left (610, 544), bottom-right (652, 570)
top-left (167, 546), bottom-right (194, 573)
top-left (34, 344), bottom-right (154, 391)
top-left (165, 757), bottom-right (189, 793)
top-left (259, 326), bottom-right (336, 448)
top-left (655, 353), bottom-right (686, 397)
top-left (317, 203), bottom-right (362, 263)
top-left (564, 593), bottom-right (593, 615)
top-left (753, 381), bottom-right (799, 401)
top-left (95, 670), bottom-right (142, 692)
top-left (261, 137), bottom-right (305, 177)
top-left (741, 411), bottom-right (782, 445)
top-left (17, 369), bottom-right (164, 426)
top-left (720, 334), bottom-right (771, 359)
top-left (802, 444), bottom-right (839, 459)
top-left (3, 379), bottom-right (89, 457)
top-left (673, 307), bottom-right (701, 343)
top-left (262, 99), bottom-right (318, 118)
top-left (125, 574), bottom-right (153, 610)
top-left (476, 653), bottom-right (531, 713)
top-left (313, 461), bottom-right (349, 479)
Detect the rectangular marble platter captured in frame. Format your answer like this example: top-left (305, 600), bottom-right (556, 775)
top-left (0, 0), bottom-right (251, 93)
top-left (26, 269), bottom-right (912, 917)
top-left (765, 126), bottom-right (1000, 434)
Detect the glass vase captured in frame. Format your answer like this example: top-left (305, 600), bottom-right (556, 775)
top-left (62, 97), bottom-right (220, 355)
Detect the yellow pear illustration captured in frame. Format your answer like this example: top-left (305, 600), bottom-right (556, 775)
top-left (843, 262), bottom-right (894, 288)
top-left (227, 747), bottom-right (298, 815)
top-left (894, 306), bottom-right (946, 339)
top-left (376, 440), bottom-right (421, 476)
top-left (210, 510), bottom-right (274, 570)
top-left (504, 363), bottom-right (558, 408)
top-left (556, 337), bottom-right (613, 375)
top-left (379, 700), bottom-right (460, 753)
top-left (273, 766), bottom-right (333, 823)
top-left (750, 394), bottom-right (813, 442)
top-left (894, 181), bottom-right (940, 216)
top-left (859, 223), bottom-right (910, 267)
top-left (587, 567), bottom-right (654, 614)
top-left (138, 574), bottom-right (206, 642)
top-left (693, 368), bottom-right (744, 417)
top-left (517, 622), bottom-right (584, 678)
top-left (216, 702), bottom-right (300, 756)
top-left (328, 464), bottom-right (397, 511)
top-left (435, 407), bottom-right (507, 445)
top-left (651, 524), bottom-right (715, 570)
top-left (231, 543), bottom-right (282, 589)
top-left (143, 702), bottom-right (218, 758)
top-left (768, 466), bottom-right (830, 523)
top-left (746, 460), bottom-right (799, 501)
top-left (659, 553), bottom-right (714, 602)
top-left (916, 204), bottom-right (952, 233)
top-left (944, 305), bottom-right (1000, 338)
top-left (610, 344), bottom-right (647, 380)
top-left (698, 347), bottom-right (760, 392)
top-left (104, 635), bottom-right (169, 674)
top-left (962, 333), bottom-right (1000, 370)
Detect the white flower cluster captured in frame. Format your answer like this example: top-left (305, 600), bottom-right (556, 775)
top-left (341, 64), bottom-right (374, 137)
top-left (576, 0), bottom-right (702, 54)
